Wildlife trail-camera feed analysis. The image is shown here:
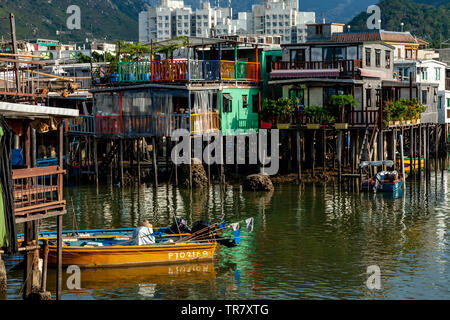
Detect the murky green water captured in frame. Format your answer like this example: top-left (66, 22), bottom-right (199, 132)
top-left (4, 172), bottom-right (449, 300)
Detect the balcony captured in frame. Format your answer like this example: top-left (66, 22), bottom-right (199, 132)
top-left (65, 115), bottom-right (95, 134)
top-left (92, 113), bottom-right (217, 137)
top-left (271, 60), bottom-right (362, 79)
top-left (118, 60), bottom-right (260, 83)
top-left (13, 166), bottom-right (66, 223)
top-left (190, 112), bottom-right (220, 134)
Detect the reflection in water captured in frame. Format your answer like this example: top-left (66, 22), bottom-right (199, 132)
top-left (4, 171), bottom-right (450, 300)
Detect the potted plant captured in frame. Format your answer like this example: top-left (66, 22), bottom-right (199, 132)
top-left (328, 94), bottom-right (358, 130)
top-left (262, 98), bottom-right (294, 129)
top-left (303, 105), bottom-right (322, 129)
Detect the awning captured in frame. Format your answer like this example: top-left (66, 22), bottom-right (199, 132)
top-left (223, 93), bottom-right (233, 100)
top-left (271, 69), bottom-right (340, 79)
top-left (0, 101), bottom-right (79, 119)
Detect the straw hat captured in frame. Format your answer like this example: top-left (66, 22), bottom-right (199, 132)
top-left (139, 220), bottom-right (153, 228)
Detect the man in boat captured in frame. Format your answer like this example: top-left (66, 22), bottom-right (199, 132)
top-left (133, 220), bottom-right (156, 245)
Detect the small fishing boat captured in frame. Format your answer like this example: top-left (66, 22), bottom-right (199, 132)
top-left (362, 171), bottom-right (404, 192)
top-left (45, 240), bottom-right (219, 268)
top-left (19, 220), bottom-right (238, 268)
top-left (396, 157), bottom-right (424, 171)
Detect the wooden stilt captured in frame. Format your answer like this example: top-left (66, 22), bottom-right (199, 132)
top-left (152, 136), bottom-right (158, 186)
top-left (56, 215), bottom-right (62, 300)
top-left (337, 130), bottom-right (342, 181)
top-left (296, 130), bottom-right (301, 182)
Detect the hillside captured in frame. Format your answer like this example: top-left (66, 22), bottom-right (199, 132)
top-left (0, 0), bottom-right (448, 45)
top-left (0, 0), bottom-right (147, 42)
top-left (348, 0), bottom-right (450, 46)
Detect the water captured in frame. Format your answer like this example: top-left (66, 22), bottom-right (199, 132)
top-left (4, 172), bottom-right (449, 300)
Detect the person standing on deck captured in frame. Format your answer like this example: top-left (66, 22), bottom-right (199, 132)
top-left (133, 220), bottom-right (156, 245)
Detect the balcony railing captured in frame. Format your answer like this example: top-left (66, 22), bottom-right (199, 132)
top-left (272, 59), bottom-right (362, 78)
top-left (191, 112), bottom-right (220, 134)
top-left (13, 166), bottom-right (66, 222)
top-left (118, 60), bottom-right (260, 83)
top-left (65, 115), bottom-right (95, 134)
top-left (95, 115), bottom-right (122, 135)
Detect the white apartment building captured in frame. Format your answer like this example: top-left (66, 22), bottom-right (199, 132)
top-left (251, 0), bottom-right (315, 44)
top-left (139, 0), bottom-right (315, 44)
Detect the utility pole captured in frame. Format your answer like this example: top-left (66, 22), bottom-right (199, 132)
top-left (9, 13), bottom-right (21, 93)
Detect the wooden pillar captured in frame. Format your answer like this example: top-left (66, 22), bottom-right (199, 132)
top-left (94, 139), bottom-right (98, 186)
top-left (296, 130), bottom-right (302, 181)
top-left (0, 254), bottom-right (6, 299)
top-left (120, 139), bottom-right (124, 186)
top-left (56, 123), bottom-right (64, 300)
top-left (418, 125), bottom-right (422, 180)
top-left (312, 130), bottom-right (316, 177)
top-left (152, 136), bottom-right (158, 186)
top-left (410, 126), bottom-right (414, 176)
top-left (137, 139), bottom-right (141, 186)
top-left (337, 130), bottom-right (342, 181)
top-left (322, 127), bottom-right (326, 174)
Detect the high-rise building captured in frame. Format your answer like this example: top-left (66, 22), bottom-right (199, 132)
top-left (251, 0), bottom-right (315, 44)
top-left (139, 0), bottom-right (315, 44)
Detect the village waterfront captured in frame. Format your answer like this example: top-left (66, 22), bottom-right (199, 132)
top-left (4, 170), bottom-right (449, 300)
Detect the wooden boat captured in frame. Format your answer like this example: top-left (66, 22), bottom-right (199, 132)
top-left (396, 157), bottom-right (424, 170)
top-left (21, 222), bottom-right (227, 268)
top-left (44, 240), bottom-right (218, 268)
top-left (362, 171), bottom-right (404, 192)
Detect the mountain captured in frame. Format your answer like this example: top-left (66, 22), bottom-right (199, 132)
top-left (347, 0), bottom-right (450, 46)
top-left (0, 0), bottom-right (148, 42)
top-left (0, 0), bottom-right (448, 45)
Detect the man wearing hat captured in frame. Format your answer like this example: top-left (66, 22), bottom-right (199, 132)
top-left (133, 220), bottom-right (156, 245)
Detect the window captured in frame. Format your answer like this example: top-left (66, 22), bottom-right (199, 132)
top-left (385, 51), bottom-right (391, 69)
top-left (366, 89), bottom-right (372, 108)
top-left (315, 25), bottom-right (323, 35)
top-left (252, 94), bottom-right (260, 113)
top-left (266, 55), bottom-right (273, 73)
top-left (447, 98), bottom-right (450, 108)
top-left (438, 96), bottom-right (443, 109)
top-left (365, 48), bottom-right (371, 66)
top-left (375, 50), bottom-right (381, 67)
top-left (421, 68), bottom-right (428, 80)
top-left (242, 95), bottom-right (248, 108)
top-left (422, 90), bottom-right (427, 104)
top-left (223, 94), bottom-right (232, 113)
top-left (435, 68), bottom-right (441, 81)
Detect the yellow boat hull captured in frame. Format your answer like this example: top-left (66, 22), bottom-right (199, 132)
top-left (45, 242), bottom-right (218, 268)
top-left (397, 158), bottom-right (424, 170)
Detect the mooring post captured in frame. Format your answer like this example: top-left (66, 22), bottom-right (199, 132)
top-left (337, 130), bottom-right (342, 181)
top-left (94, 138), bottom-right (98, 187)
top-left (56, 215), bottom-right (62, 300)
top-left (120, 139), bottom-right (124, 186)
top-left (152, 136), bottom-right (158, 186)
top-left (137, 139), bottom-right (141, 186)
top-left (323, 127), bottom-right (326, 174)
top-left (296, 130), bottom-right (301, 182)
top-left (400, 133), bottom-right (406, 190)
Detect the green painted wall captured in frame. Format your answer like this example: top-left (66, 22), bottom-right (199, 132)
top-left (220, 87), bottom-right (260, 136)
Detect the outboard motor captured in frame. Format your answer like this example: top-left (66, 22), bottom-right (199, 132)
top-left (167, 218), bottom-right (191, 234)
